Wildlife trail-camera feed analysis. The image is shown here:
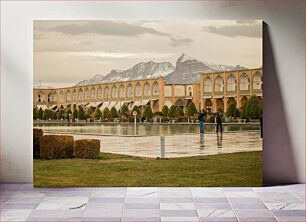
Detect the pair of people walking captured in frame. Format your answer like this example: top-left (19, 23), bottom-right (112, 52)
top-left (198, 109), bottom-right (223, 134)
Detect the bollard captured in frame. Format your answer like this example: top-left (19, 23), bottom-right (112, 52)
top-left (160, 135), bottom-right (165, 158)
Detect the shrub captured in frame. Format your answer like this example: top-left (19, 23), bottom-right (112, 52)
top-left (38, 108), bottom-right (43, 120)
top-left (94, 107), bottom-right (102, 119)
top-left (78, 106), bottom-right (85, 120)
top-left (57, 109), bottom-right (65, 120)
top-left (74, 139), bottom-right (100, 159)
top-left (161, 105), bottom-right (169, 117)
top-left (120, 104), bottom-right (129, 117)
top-left (227, 103), bottom-right (239, 117)
top-left (143, 105), bottom-right (154, 119)
top-left (131, 105), bottom-right (141, 116)
top-left (110, 107), bottom-right (119, 118)
top-left (44, 109), bottom-right (55, 120)
top-left (241, 101), bottom-right (248, 119)
top-left (40, 135), bottom-right (74, 159)
top-left (65, 108), bottom-right (72, 119)
top-left (168, 105), bottom-right (176, 118)
top-left (246, 95), bottom-right (261, 119)
top-left (153, 111), bottom-right (163, 117)
top-left (176, 106), bottom-right (184, 117)
top-left (33, 128), bottom-right (43, 159)
top-left (186, 102), bottom-right (197, 116)
top-left (85, 107), bottom-right (93, 119)
top-left (102, 107), bottom-right (110, 119)
top-left (73, 109), bottom-right (78, 119)
top-left (33, 108), bottom-right (38, 120)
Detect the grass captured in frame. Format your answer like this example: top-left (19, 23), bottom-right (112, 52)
top-left (34, 151), bottom-right (262, 187)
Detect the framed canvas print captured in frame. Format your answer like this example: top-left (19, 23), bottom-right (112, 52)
top-left (33, 20), bottom-right (263, 187)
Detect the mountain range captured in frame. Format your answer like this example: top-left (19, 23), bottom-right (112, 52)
top-left (75, 53), bottom-right (246, 86)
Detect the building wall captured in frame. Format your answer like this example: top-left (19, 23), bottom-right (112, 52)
top-left (200, 68), bottom-right (263, 113)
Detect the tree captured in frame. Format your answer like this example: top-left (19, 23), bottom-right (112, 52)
top-left (73, 109), bottom-right (78, 119)
top-left (85, 107), bottom-right (93, 119)
top-left (246, 95), bottom-right (261, 119)
top-left (102, 107), bottom-right (110, 119)
top-left (131, 105), bottom-right (141, 116)
top-left (176, 106), bottom-right (184, 117)
top-left (33, 107), bottom-right (38, 120)
top-left (110, 107), bottom-right (119, 118)
top-left (38, 108), bottom-right (43, 120)
top-left (78, 106), bottom-right (85, 120)
top-left (120, 104), bottom-right (129, 117)
top-left (186, 102), bottom-right (197, 116)
top-left (65, 108), bottom-right (72, 119)
top-left (161, 105), bottom-right (169, 117)
top-left (168, 105), bottom-right (176, 118)
top-left (94, 107), bottom-right (102, 119)
top-left (44, 109), bottom-right (55, 120)
top-left (241, 101), bottom-right (248, 119)
top-left (143, 105), bottom-right (154, 119)
top-left (227, 103), bottom-right (238, 117)
top-left (57, 109), bottom-right (65, 120)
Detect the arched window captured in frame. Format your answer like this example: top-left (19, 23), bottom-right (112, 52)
top-left (204, 76), bottom-right (212, 93)
top-left (135, 83), bottom-right (141, 97)
top-left (90, 87), bottom-right (96, 99)
top-left (72, 90), bottom-right (77, 101)
top-left (47, 93), bottom-right (52, 102)
top-left (214, 76), bottom-right (224, 92)
top-left (119, 84), bottom-right (125, 98)
top-left (187, 86), bottom-right (192, 97)
top-left (60, 91), bottom-right (64, 102)
top-left (85, 88), bottom-right (90, 99)
top-left (253, 72), bottom-right (262, 90)
top-left (127, 84), bottom-right (133, 98)
top-left (66, 91), bottom-right (71, 101)
top-left (227, 74), bottom-right (236, 92)
top-left (53, 92), bottom-right (57, 102)
top-left (153, 82), bottom-right (159, 96)
top-left (37, 91), bottom-right (46, 102)
top-left (111, 85), bottom-right (117, 98)
top-left (78, 89), bottom-right (84, 101)
top-left (240, 73), bottom-right (249, 91)
top-left (97, 86), bottom-right (102, 99)
top-left (105, 87), bottom-right (110, 99)
top-left (144, 82), bottom-right (150, 97)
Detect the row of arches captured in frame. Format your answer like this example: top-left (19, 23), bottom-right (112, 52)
top-left (37, 81), bottom-right (160, 103)
top-left (203, 96), bottom-right (260, 113)
top-left (203, 72), bottom-right (262, 93)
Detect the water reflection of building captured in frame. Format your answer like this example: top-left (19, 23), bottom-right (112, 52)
top-left (33, 68), bottom-right (262, 114)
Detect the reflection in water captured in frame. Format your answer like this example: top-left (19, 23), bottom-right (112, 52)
top-left (217, 133), bottom-right (223, 148)
top-left (199, 133), bottom-right (205, 149)
top-left (34, 122), bottom-right (260, 136)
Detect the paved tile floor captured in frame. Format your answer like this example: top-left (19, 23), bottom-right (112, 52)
top-left (1, 184), bottom-right (304, 222)
top-left (67, 131), bottom-right (262, 158)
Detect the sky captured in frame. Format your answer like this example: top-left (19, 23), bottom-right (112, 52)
top-left (34, 20), bottom-right (262, 87)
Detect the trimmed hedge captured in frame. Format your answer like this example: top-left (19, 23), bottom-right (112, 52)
top-left (33, 128), bottom-right (43, 159)
top-left (40, 135), bottom-right (74, 159)
top-left (74, 139), bottom-right (100, 159)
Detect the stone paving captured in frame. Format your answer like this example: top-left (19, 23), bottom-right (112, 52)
top-left (68, 131), bottom-right (262, 158)
top-left (1, 184), bottom-right (304, 222)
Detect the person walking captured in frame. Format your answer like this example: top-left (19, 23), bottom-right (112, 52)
top-left (198, 109), bottom-right (207, 134)
top-left (216, 111), bottom-right (223, 133)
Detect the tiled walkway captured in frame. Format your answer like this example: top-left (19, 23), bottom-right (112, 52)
top-left (1, 184), bottom-right (304, 222)
top-left (69, 131), bottom-right (262, 158)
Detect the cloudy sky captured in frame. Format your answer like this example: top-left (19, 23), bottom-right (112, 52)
top-left (34, 20), bottom-right (262, 87)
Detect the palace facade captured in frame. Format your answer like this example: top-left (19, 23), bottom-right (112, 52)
top-left (33, 68), bottom-right (262, 114)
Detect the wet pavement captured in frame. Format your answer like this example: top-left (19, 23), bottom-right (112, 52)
top-left (48, 131), bottom-right (262, 158)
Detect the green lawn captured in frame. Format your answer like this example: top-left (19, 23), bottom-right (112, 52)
top-left (34, 151), bottom-right (262, 187)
